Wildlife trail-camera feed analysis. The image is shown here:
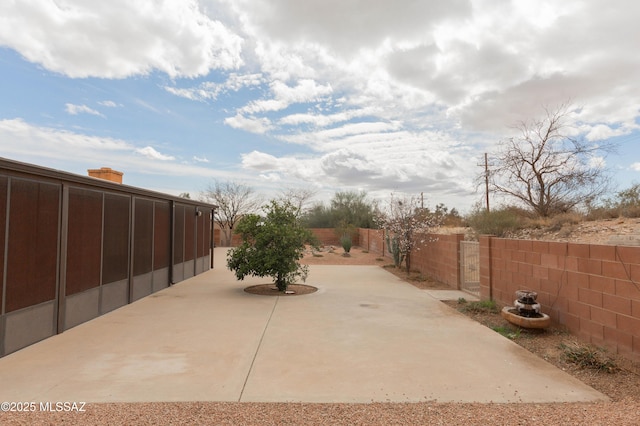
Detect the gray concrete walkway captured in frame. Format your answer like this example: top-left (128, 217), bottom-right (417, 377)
top-left (0, 249), bottom-right (606, 403)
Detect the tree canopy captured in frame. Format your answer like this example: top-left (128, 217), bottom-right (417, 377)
top-left (227, 200), bottom-right (316, 292)
top-left (488, 103), bottom-right (614, 217)
top-left (302, 190), bottom-right (378, 228)
top-left (201, 180), bottom-right (262, 246)
top-left (376, 193), bottom-right (443, 272)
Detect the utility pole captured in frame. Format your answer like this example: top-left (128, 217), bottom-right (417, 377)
top-left (484, 153), bottom-right (490, 212)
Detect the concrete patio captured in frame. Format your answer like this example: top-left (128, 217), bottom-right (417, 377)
top-left (0, 249), bottom-right (606, 404)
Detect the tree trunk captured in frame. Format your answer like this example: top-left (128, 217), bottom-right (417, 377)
top-left (405, 251), bottom-right (411, 273)
top-left (276, 273), bottom-right (287, 292)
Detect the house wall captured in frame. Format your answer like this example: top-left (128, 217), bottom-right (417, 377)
top-left (0, 158), bottom-right (215, 357)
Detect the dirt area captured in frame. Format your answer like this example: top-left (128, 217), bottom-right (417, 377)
top-left (438, 217), bottom-right (640, 245)
top-left (244, 283), bottom-right (318, 296)
top-left (300, 245), bottom-right (389, 265)
top-left (301, 245), bottom-right (640, 403)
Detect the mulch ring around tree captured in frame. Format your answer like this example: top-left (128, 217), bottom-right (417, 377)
top-left (244, 284), bottom-right (318, 296)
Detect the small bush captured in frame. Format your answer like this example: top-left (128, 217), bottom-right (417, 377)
top-left (585, 183), bottom-right (640, 220)
top-left (548, 212), bottom-right (582, 231)
top-left (585, 206), bottom-right (619, 221)
top-left (457, 297), bottom-right (467, 304)
top-left (340, 235), bottom-right (352, 253)
top-left (466, 208), bottom-right (523, 237)
top-left (492, 325), bottom-right (521, 340)
top-left (559, 341), bottom-right (618, 373)
top-left (461, 299), bottom-right (499, 314)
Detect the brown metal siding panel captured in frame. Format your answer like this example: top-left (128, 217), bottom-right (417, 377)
top-left (0, 176), bottom-right (7, 313)
top-left (5, 179), bottom-right (60, 312)
top-left (196, 212), bottom-right (205, 258)
top-left (102, 193), bottom-right (130, 284)
top-left (173, 204), bottom-right (184, 265)
top-left (133, 198), bottom-right (153, 276)
top-left (184, 206), bottom-right (195, 262)
top-left (66, 187), bottom-right (102, 295)
top-left (153, 201), bottom-right (170, 269)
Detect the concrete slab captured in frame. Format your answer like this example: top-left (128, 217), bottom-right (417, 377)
top-left (0, 249), bottom-right (607, 404)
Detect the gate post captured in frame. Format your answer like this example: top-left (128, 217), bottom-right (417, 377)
top-left (479, 235), bottom-right (494, 300)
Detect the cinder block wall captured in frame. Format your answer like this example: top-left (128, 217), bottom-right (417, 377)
top-left (480, 236), bottom-right (640, 361)
top-left (213, 228), bottom-right (242, 247)
top-left (358, 228), bottom-right (385, 256)
top-left (311, 228), bottom-right (360, 247)
top-left (411, 233), bottom-right (463, 288)
top-left (215, 228), bottom-right (360, 247)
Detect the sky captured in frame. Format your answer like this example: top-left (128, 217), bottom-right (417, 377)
top-left (0, 0), bottom-right (639, 213)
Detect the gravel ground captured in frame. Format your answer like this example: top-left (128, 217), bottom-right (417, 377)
top-left (2, 400), bottom-right (640, 425)
top-left (2, 246), bottom-right (639, 425)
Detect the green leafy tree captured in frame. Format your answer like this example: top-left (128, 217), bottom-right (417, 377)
top-left (330, 190), bottom-right (377, 228)
top-left (227, 200), bottom-right (317, 292)
top-left (302, 190), bottom-right (378, 228)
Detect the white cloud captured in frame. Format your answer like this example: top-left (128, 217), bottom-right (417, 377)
top-left (224, 114), bottom-right (273, 134)
top-left (279, 108), bottom-right (375, 127)
top-left (165, 73), bottom-right (264, 102)
top-left (0, 0), bottom-right (244, 78)
top-left (2, 1), bottom-right (640, 212)
top-left (241, 151), bottom-right (279, 171)
top-left (584, 124), bottom-right (629, 142)
top-left (98, 100), bottom-right (119, 108)
top-left (193, 156), bottom-right (209, 163)
top-left (631, 163), bottom-right (640, 172)
top-left (65, 103), bottom-right (104, 117)
top-left (0, 118), bottom-right (255, 186)
top-left (135, 146), bottom-right (175, 161)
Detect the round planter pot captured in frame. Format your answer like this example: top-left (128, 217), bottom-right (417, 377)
top-left (500, 306), bottom-right (551, 329)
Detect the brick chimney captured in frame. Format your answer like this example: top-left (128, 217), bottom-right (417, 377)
top-left (88, 167), bottom-right (123, 184)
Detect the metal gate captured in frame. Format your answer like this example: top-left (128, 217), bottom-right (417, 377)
top-left (459, 241), bottom-right (480, 298)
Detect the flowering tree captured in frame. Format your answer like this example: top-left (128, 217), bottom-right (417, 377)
top-left (376, 194), bottom-right (443, 273)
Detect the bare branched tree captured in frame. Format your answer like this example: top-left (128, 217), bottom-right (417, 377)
top-left (489, 103), bottom-right (615, 217)
top-left (277, 187), bottom-right (316, 218)
top-left (201, 180), bottom-right (262, 246)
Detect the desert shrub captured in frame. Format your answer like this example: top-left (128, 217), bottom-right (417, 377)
top-left (461, 299), bottom-right (499, 314)
top-left (492, 325), bottom-right (521, 340)
top-left (340, 234), bottom-right (352, 253)
top-left (617, 183), bottom-right (640, 218)
top-left (466, 207), bottom-right (523, 237)
top-left (547, 212), bottom-right (583, 231)
top-left (559, 341), bottom-right (617, 373)
top-left (585, 205), bottom-right (619, 221)
top-left (521, 216), bottom-right (550, 230)
top-left (585, 183), bottom-right (640, 220)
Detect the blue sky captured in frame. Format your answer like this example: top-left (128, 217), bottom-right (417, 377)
top-left (1, 0), bottom-right (639, 213)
